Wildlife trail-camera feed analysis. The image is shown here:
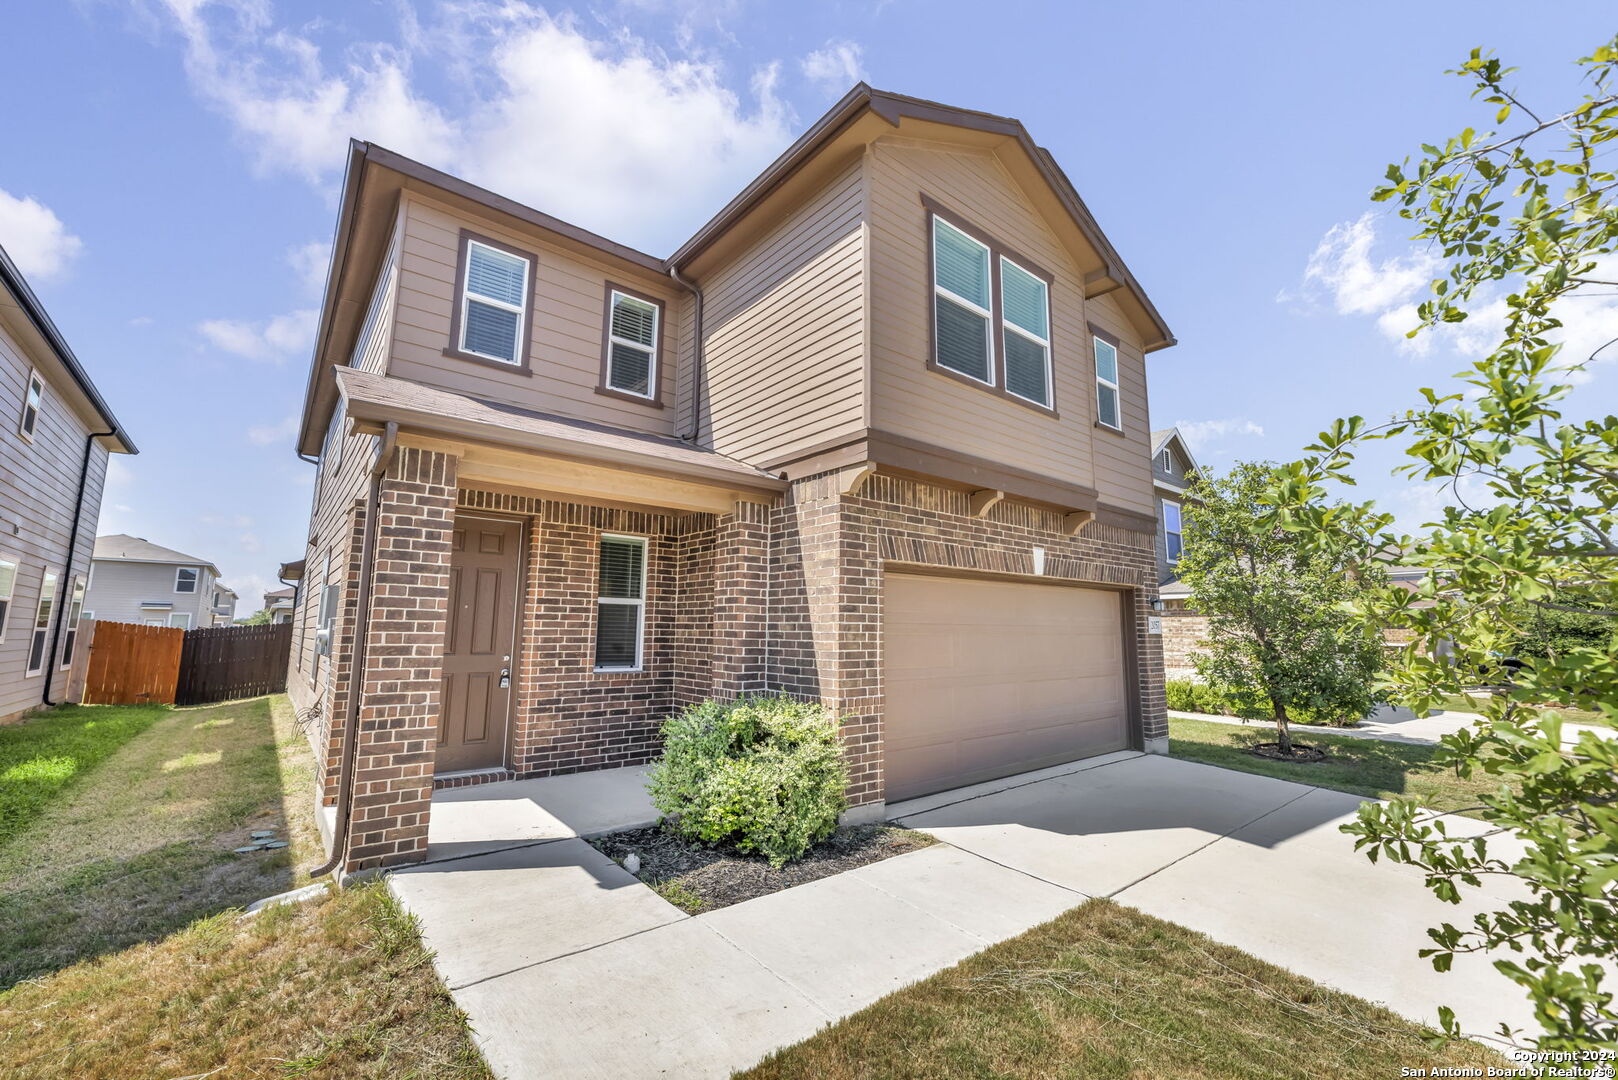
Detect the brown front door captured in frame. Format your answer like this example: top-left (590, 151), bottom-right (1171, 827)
top-left (438, 516), bottom-right (522, 772)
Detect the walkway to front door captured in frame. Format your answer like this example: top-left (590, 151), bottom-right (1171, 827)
top-left (437, 515), bottom-right (521, 773)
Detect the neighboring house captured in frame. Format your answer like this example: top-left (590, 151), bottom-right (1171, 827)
top-left (86, 535), bottom-right (236, 628)
top-left (1149, 427), bottom-right (1200, 587)
top-left (263, 585), bottom-right (295, 624)
top-left (289, 85), bottom-right (1177, 875)
top-left (0, 244), bottom-right (137, 724)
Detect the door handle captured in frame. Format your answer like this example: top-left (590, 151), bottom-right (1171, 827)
top-left (499, 668), bottom-right (511, 688)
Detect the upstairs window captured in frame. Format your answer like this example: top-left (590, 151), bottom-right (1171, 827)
top-left (1093, 332), bottom-right (1122, 430)
top-left (1160, 448), bottom-right (1173, 471)
top-left (1000, 257), bottom-right (1052, 407)
top-left (19, 370), bottom-right (43, 442)
top-left (1162, 500), bottom-right (1184, 565)
top-left (602, 288), bottom-right (661, 401)
top-left (175, 567), bottom-right (199, 593)
top-left (60, 576), bottom-right (86, 668)
top-left (0, 555), bottom-right (16, 641)
top-left (931, 218), bottom-right (993, 384)
top-left (26, 569), bottom-right (56, 675)
top-left (454, 234), bottom-right (533, 367)
top-left (595, 535), bottom-right (646, 672)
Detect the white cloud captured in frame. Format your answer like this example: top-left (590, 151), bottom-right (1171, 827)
top-left (198, 307), bottom-right (316, 362)
top-left (246, 414), bottom-right (298, 446)
top-left (129, 315), bottom-right (155, 327)
top-left (1174, 418), bottom-right (1265, 447)
top-left (154, 1), bottom-right (794, 251)
top-left (286, 240), bottom-right (331, 296)
top-left (801, 39), bottom-right (865, 93)
top-left (0, 188), bottom-right (84, 280)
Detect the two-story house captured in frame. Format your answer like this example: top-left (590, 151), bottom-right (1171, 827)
top-left (86, 535), bottom-right (236, 628)
top-left (263, 585), bottom-right (295, 624)
top-left (1149, 427), bottom-right (1200, 587)
top-left (288, 85), bottom-right (1177, 875)
top-left (0, 244), bottom-right (137, 724)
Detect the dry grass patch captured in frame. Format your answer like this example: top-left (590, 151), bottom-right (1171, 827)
top-left (0, 882), bottom-right (490, 1080)
top-left (740, 899), bottom-right (1504, 1080)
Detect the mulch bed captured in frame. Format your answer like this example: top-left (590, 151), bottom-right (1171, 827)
top-left (589, 824), bottom-right (937, 914)
top-left (1248, 742), bottom-right (1328, 763)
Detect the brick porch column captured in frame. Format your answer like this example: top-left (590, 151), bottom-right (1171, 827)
top-left (709, 499), bottom-right (771, 699)
top-left (344, 446), bottom-right (457, 874)
top-left (1136, 580), bottom-right (1169, 753)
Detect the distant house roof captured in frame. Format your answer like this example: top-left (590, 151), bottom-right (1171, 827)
top-left (93, 534), bottom-right (221, 577)
top-left (264, 586), bottom-right (295, 607)
top-left (1151, 426), bottom-right (1203, 480)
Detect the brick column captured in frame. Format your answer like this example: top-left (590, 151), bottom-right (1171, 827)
top-left (709, 500), bottom-right (771, 699)
top-left (1136, 580), bottom-right (1169, 753)
top-left (344, 446), bottom-right (457, 874)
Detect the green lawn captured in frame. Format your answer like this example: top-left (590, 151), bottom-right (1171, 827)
top-left (0, 702), bottom-right (167, 844)
top-left (740, 899), bottom-right (1502, 1080)
top-left (1438, 692), bottom-right (1606, 726)
top-left (0, 695), bottom-right (490, 1080)
top-left (1168, 715), bottom-right (1500, 815)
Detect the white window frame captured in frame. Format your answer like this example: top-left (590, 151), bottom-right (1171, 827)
top-left (1093, 335), bottom-right (1122, 431)
top-left (18, 368), bottom-right (43, 443)
top-left (60, 575), bottom-right (86, 669)
top-left (26, 568), bottom-right (57, 676)
top-left (1162, 499), bottom-right (1184, 565)
top-left (998, 255), bottom-right (1053, 408)
top-left (1161, 449), bottom-right (1173, 471)
top-left (0, 551), bottom-right (16, 644)
top-left (175, 566), bottom-right (199, 593)
top-left (594, 534), bottom-right (647, 673)
top-left (459, 238), bottom-right (529, 366)
top-left (931, 217), bottom-right (996, 388)
top-left (168, 611), bottom-right (193, 630)
top-left (605, 289), bottom-right (660, 399)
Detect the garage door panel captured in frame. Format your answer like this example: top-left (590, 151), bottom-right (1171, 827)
top-left (884, 574), bottom-right (1131, 802)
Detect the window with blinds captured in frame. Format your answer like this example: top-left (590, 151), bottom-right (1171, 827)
top-left (595, 535), bottom-right (646, 671)
top-left (932, 218), bottom-right (994, 384)
top-left (1000, 257), bottom-right (1051, 407)
top-left (459, 239), bottom-right (530, 365)
top-left (1093, 335), bottom-right (1121, 430)
top-left (605, 290), bottom-right (659, 398)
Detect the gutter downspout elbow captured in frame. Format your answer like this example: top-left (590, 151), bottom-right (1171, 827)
top-left (309, 420), bottom-right (398, 880)
top-left (668, 265), bottom-right (705, 443)
top-left (44, 429), bottom-right (115, 705)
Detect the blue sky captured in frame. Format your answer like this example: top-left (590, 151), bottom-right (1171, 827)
top-left (2, 1), bottom-right (1615, 610)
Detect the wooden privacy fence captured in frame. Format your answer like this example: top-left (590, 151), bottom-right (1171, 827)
top-left (175, 623), bottom-right (292, 706)
top-left (81, 622), bottom-right (185, 705)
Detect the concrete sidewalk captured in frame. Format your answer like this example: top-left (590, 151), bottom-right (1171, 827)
top-left (1176, 706), bottom-right (1612, 747)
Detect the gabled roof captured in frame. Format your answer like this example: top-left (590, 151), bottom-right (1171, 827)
top-left (94, 534), bottom-right (220, 576)
top-left (1151, 426), bottom-right (1203, 478)
top-left (0, 244), bottom-right (136, 454)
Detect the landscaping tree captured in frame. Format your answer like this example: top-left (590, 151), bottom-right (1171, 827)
top-left (1175, 460), bottom-right (1386, 755)
top-left (1268, 39), bottom-right (1618, 1049)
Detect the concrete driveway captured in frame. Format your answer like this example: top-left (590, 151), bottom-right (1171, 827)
top-left (388, 753), bottom-right (1535, 1079)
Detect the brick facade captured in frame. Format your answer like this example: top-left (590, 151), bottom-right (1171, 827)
top-left (1161, 609), bottom-right (1211, 680)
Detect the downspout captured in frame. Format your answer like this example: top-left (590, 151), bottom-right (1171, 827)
top-left (43, 428), bottom-right (115, 705)
top-left (668, 265), bottom-right (705, 442)
top-left (310, 420), bottom-right (398, 879)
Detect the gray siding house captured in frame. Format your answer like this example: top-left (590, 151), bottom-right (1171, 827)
top-left (0, 244), bottom-right (137, 724)
top-left (1150, 427), bottom-right (1200, 586)
top-left (87, 535), bottom-right (236, 628)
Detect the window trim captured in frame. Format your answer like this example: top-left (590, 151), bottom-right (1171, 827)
top-left (929, 215), bottom-right (996, 389)
top-left (444, 229), bottom-right (538, 374)
top-left (1089, 323), bottom-right (1125, 434)
top-left (60, 575), bottom-right (86, 670)
top-left (922, 197), bottom-right (1059, 417)
top-left (168, 611), bottom-right (193, 630)
top-left (594, 533), bottom-right (648, 674)
top-left (596, 282), bottom-right (666, 407)
top-left (18, 368), bottom-right (43, 443)
top-left (0, 551), bottom-right (16, 644)
top-left (998, 254), bottom-right (1054, 408)
top-left (26, 567), bottom-right (57, 677)
top-left (175, 566), bottom-right (199, 594)
top-left (1162, 499), bottom-right (1184, 566)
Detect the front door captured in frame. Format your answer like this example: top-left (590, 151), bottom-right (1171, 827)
top-left (438, 516), bottom-right (521, 772)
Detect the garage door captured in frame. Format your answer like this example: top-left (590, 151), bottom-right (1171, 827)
top-left (884, 573), bottom-right (1131, 802)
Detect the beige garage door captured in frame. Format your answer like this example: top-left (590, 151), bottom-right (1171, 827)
top-left (884, 573), bottom-right (1131, 802)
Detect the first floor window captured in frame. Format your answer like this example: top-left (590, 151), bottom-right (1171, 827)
top-left (595, 535), bottom-right (646, 671)
top-left (19, 369), bottom-right (43, 441)
top-left (1093, 334), bottom-right (1121, 430)
top-left (1162, 500), bottom-right (1184, 565)
top-left (458, 237), bottom-right (531, 365)
top-left (26, 569), bottom-right (57, 675)
top-left (60, 576), bottom-right (86, 668)
top-left (168, 611), bottom-right (192, 630)
top-left (932, 217), bottom-right (993, 384)
top-left (0, 554), bottom-right (16, 641)
top-left (604, 289), bottom-right (660, 398)
top-left (175, 566), bottom-right (198, 593)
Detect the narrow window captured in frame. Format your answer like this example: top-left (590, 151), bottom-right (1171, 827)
top-left (1163, 500), bottom-right (1184, 565)
top-left (0, 554), bottom-right (15, 642)
top-left (603, 289), bottom-right (660, 399)
top-left (595, 535), bottom-right (646, 671)
top-left (1093, 334), bottom-right (1122, 430)
top-left (168, 611), bottom-right (192, 630)
top-left (458, 238), bottom-right (530, 365)
top-left (175, 567), bottom-right (198, 593)
top-left (19, 370), bottom-right (43, 442)
top-left (999, 257), bottom-right (1052, 407)
top-left (931, 218), bottom-right (994, 384)
top-left (26, 569), bottom-right (57, 675)
top-left (60, 576), bottom-right (86, 668)
top-left (1160, 449), bottom-right (1173, 471)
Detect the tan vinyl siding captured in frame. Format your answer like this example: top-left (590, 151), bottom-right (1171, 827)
top-left (695, 153), bottom-right (867, 466)
top-left (0, 315), bottom-right (109, 721)
top-left (866, 137), bottom-right (1152, 513)
top-left (388, 193), bottom-right (684, 436)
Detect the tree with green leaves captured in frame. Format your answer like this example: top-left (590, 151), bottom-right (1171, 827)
top-left (238, 608), bottom-right (273, 626)
top-left (1269, 39), bottom-right (1618, 1049)
top-left (1175, 461), bottom-right (1386, 754)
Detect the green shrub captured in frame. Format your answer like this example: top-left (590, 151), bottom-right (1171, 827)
top-left (646, 695), bottom-right (848, 867)
top-left (1163, 679), bottom-right (1361, 726)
